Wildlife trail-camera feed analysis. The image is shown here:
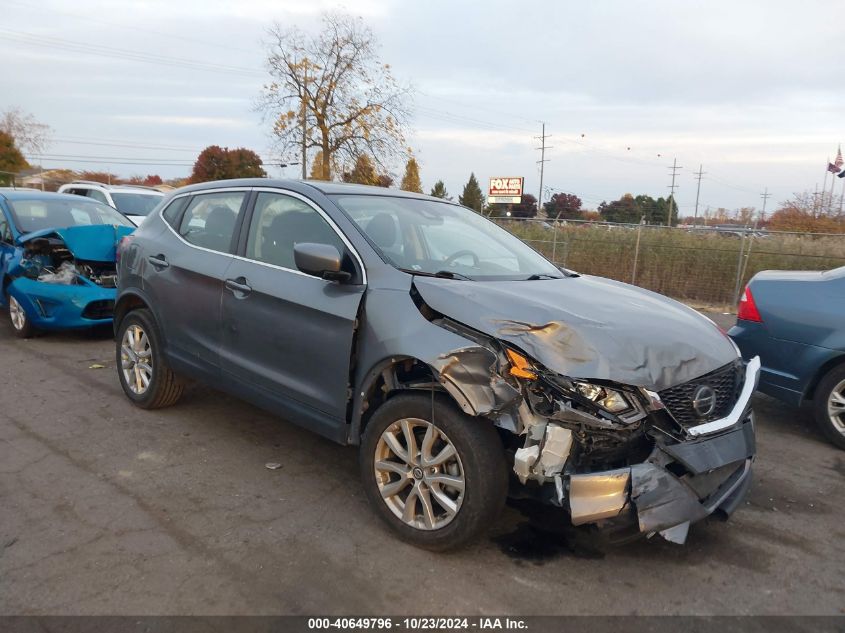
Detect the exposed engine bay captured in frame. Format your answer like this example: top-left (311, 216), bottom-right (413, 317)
top-left (19, 236), bottom-right (118, 288)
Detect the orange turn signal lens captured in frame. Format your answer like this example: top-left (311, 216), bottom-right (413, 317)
top-left (505, 349), bottom-right (537, 380)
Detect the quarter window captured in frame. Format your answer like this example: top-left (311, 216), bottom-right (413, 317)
top-left (162, 196), bottom-right (190, 228)
top-left (245, 192), bottom-right (344, 271)
top-left (178, 191), bottom-right (246, 253)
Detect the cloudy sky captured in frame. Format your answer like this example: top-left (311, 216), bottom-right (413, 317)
top-left (3, 0), bottom-right (842, 213)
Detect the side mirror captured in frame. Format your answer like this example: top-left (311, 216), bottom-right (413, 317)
top-left (294, 242), bottom-right (351, 282)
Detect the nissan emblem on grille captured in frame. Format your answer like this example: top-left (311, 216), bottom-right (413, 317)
top-left (692, 385), bottom-right (717, 417)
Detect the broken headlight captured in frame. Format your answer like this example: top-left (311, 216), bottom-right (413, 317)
top-left (574, 382), bottom-right (634, 414)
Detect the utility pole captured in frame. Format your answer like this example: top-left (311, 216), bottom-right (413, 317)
top-left (693, 164), bottom-right (705, 226)
top-left (535, 122), bottom-right (552, 215)
top-left (666, 158), bottom-right (682, 226)
top-left (301, 64), bottom-right (308, 180)
top-left (759, 188), bottom-right (771, 226)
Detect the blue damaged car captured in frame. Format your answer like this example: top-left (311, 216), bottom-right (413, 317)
top-left (0, 190), bottom-right (135, 337)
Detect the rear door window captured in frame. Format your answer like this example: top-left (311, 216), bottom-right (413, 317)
top-left (86, 189), bottom-right (109, 205)
top-left (178, 191), bottom-right (246, 253)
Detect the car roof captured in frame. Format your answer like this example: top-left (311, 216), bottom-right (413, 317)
top-left (62, 181), bottom-right (163, 195)
top-left (0, 190), bottom-right (90, 203)
top-left (173, 178), bottom-right (442, 202)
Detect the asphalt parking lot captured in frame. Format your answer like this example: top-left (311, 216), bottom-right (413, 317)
top-left (1, 312), bottom-right (843, 616)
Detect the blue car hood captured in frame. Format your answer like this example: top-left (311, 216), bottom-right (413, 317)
top-left (17, 225), bottom-right (134, 262)
top-left (413, 275), bottom-right (738, 392)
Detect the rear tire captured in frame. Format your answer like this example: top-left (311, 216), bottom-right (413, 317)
top-left (7, 293), bottom-right (35, 338)
top-left (359, 393), bottom-right (508, 551)
top-left (813, 364), bottom-right (845, 450)
top-left (116, 308), bottom-right (183, 409)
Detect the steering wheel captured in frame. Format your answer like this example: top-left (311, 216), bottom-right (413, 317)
top-left (443, 249), bottom-right (480, 268)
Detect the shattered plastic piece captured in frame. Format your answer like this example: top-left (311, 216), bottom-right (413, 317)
top-left (630, 463), bottom-right (708, 533)
top-left (659, 521), bottom-right (691, 544)
top-left (264, 462), bottom-right (282, 470)
top-left (37, 261), bottom-right (78, 285)
top-left (88, 364), bottom-right (106, 369)
top-left (537, 425), bottom-right (573, 477)
top-left (513, 445), bottom-right (540, 484)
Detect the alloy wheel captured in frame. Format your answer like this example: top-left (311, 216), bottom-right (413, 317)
top-left (9, 296), bottom-right (26, 331)
top-left (121, 324), bottom-right (153, 395)
top-left (374, 417), bottom-right (465, 530)
top-left (827, 378), bottom-right (845, 435)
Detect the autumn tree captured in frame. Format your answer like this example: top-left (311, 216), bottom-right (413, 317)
top-left (127, 174), bottom-right (163, 186)
top-left (510, 193), bottom-right (538, 218)
top-left (0, 107), bottom-right (51, 156)
top-left (543, 192), bottom-right (582, 220)
top-left (459, 173), bottom-right (484, 213)
top-left (189, 145), bottom-right (266, 184)
top-left (598, 194), bottom-right (638, 223)
top-left (768, 191), bottom-right (844, 233)
top-left (309, 151), bottom-right (329, 180)
top-left (0, 131), bottom-right (28, 185)
top-left (342, 154), bottom-right (379, 186)
top-left (430, 180), bottom-right (450, 199)
top-left (400, 157), bottom-right (422, 193)
top-left (261, 12), bottom-right (411, 180)
top-left (79, 170), bottom-right (122, 185)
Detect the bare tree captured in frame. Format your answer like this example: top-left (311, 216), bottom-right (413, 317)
top-left (0, 107), bottom-right (52, 156)
top-left (259, 12), bottom-right (411, 180)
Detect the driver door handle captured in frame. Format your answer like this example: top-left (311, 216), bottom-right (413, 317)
top-left (225, 277), bottom-right (252, 297)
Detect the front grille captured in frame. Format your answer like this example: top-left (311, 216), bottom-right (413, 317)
top-left (658, 361), bottom-right (742, 428)
top-left (82, 300), bottom-right (115, 320)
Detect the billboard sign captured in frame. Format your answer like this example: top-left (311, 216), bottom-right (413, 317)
top-left (488, 177), bottom-right (524, 204)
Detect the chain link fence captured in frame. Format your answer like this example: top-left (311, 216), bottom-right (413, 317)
top-left (493, 217), bottom-right (845, 308)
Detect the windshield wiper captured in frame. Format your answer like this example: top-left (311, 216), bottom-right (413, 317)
top-left (524, 273), bottom-right (563, 280)
top-left (398, 268), bottom-right (473, 281)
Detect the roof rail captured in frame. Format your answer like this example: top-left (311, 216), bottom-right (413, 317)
top-left (69, 180), bottom-right (163, 192)
top-left (70, 180), bottom-right (110, 186)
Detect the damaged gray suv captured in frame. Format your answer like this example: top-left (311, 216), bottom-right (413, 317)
top-left (115, 179), bottom-right (759, 550)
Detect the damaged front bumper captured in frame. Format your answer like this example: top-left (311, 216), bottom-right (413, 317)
top-left (7, 277), bottom-right (116, 329)
top-left (568, 419), bottom-right (754, 543)
top-left (522, 357), bottom-right (760, 544)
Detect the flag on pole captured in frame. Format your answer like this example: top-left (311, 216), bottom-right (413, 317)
top-left (828, 162), bottom-right (841, 174)
top-left (836, 145), bottom-right (844, 170)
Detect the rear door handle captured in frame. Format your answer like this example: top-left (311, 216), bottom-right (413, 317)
top-left (147, 254), bottom-right (169, 270)
top-left (224, 277), bottom-right (252, 297)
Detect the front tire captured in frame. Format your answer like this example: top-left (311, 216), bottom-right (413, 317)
top-left (116, 308), bottom-right (183, 409)
top-left (7, 293), bottom-right (35, 338)
top-left (814, 364), bottom-right (845, 450)
top-left (359, 393), bottom-right (507, 551)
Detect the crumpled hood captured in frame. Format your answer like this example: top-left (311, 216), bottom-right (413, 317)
top-left (413, 275), bottom-right (738, 392)
top-left (17, 225), bottom-right (134, 262)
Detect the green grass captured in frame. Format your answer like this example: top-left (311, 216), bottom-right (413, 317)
top-left (500, 221), bottom-right (845, 306)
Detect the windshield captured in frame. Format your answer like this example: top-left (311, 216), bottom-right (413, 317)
top-left (8, 198), bottom-right (135, 233)
top-left (332, 195), bottom-right (562, 281)
top-left (110, 192), bottom-right (162, 216)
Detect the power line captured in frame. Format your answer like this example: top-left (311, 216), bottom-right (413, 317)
top-left (4, 0), bottom-right (257, 55)
top-left (0, 28), bottom-right (264, 77)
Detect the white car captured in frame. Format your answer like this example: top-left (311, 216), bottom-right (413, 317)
top-left (58, 181), bottom-right (164, 226)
